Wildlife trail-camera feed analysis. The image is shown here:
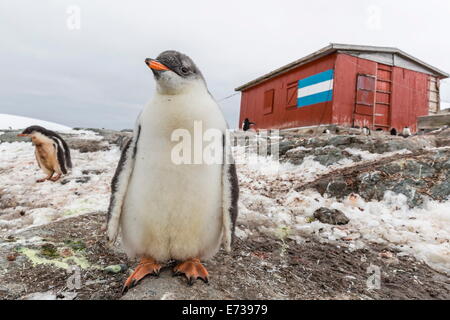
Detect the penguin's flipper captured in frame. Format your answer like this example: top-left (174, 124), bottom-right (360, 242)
top-left (52, 139), bottom-right (68, 174)
top-left (34, 150), bottom-right (43, 169)
top-left (106, 121), bottom-right (142, 244)
top-left (222, 134), bottom-right (239, 252)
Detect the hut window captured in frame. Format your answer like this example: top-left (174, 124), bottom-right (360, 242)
top-left (286, 82), bottom-right (298, 108)
top-left (263, 89), bottom-right (275, 115)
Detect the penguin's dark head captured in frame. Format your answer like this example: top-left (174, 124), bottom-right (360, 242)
top-left (17, 125), bottom-right (48, 137)
top-left (145, 50), bottom-right (206, 95)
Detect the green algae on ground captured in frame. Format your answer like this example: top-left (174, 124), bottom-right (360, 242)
top-left (275, 226), bottom-right (291, 257)
top-left (104, 264), bottom-right (127, 274)
top-left (64, 240), bottom-right (86, 251)
top-left (16, 247), bottom-right (98, 270)
top-left (306, 216), bottom-right (316, 223)
top-left (40, 244), bottom-right (60, 258)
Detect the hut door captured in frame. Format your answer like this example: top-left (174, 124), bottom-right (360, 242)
top-left (353, 74), bottom-right (376, 128)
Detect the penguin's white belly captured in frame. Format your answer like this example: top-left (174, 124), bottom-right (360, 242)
top-left (120, 146), bottom-right (223, 262)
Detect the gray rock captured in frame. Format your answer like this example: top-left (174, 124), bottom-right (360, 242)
top-left (328, 136), bottom-right (355, 147)
top-left (104, 264), bottom-right (128, 274)
top-left (404, 161), bottom-right (436, 178)
top-left (121, 268), bottom-right (234, 300)
top-left (313, 148), bottom-right (358, 166)
top-left (0, 283), bottom-right (27, 296)
top-left (20, 291), bottom-right (57, 300)
top-left (0, 130), bottom-right (23, 143)
top-left (318, 179), bottom-right (349, 199)
top-left (390, 179), bottom-right (426, 207)
top-left (442, 159), bottom-right (450, 170)
top-left (278, 140), bottom-right (298, 156)
top-left (431, 177), bottom-right (450, 201)
top-left (313, 208), bottom-right (350, 225)
top-left (357, 171), bottom-right (384, 200)
top-left (284, 145), bottom-right (361, 167)
top-left (381, 163), bottom-right (403, 175)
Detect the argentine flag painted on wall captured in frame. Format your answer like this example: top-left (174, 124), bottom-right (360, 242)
top-left (298, 69), bottom-right (334, 108)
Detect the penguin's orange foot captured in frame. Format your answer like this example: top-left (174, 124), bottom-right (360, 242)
top-left (173, 258), bottom-right (209, 285)
top-left (122, 257), bottom-right (161, 294)
top-left (37, 173), bottom-right (54, 183)
top-left (50, 174), bottom-right (61, 182)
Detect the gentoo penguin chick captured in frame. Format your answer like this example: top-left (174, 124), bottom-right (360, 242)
top-left (106, 51), bottom-right (239, 292)
top-left (362, 126), bottom-right (371, 136)
top-left (17, 125), bottom-right (72, 182)
top-left (401, 126), bottom-right (412, 138)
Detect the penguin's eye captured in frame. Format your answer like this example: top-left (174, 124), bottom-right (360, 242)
top-left (180, 67), bottom-right (189, 74)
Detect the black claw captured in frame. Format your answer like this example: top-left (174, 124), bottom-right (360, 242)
top-left (173, 271), bottom-right (181, 277)
top-left (201, 277), bottom-right (209, 284)
top-left (187, 277), bottom-right (195, 286)
top-left (121, 286), bottom-right (129, 295)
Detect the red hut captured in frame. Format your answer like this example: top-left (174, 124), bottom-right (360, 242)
top-left (236, 44), bottom-right (448, 133)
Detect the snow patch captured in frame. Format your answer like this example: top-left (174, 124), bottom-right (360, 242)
top-left (235, 147), bottom-right (450, 274)
top-left (0, 113), bottom-right (73, 132)
top-left (345, 148), bottom-right (411, 161)
top-left (1, 133), bottom-right (448, 275)
top-left (0, 140), bottom-right (120, 234)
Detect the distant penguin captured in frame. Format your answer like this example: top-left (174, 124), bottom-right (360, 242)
top-left (106, 51), bottom-right (239, 292)
top-left (401, 127), bottom-right (412, 138)
top-left (362, 126), bottom-right (371, 136)
top-left (323, 129), bottom-right (331, 134)
top-left (17, 125), bottom-right (72, 182)
top-left (242, 118), bottom-right (255, 132)
top-left (390, 128), bottom-right (398, 136)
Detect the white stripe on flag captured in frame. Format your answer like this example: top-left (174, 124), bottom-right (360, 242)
top-left (298, 79), bottom-right (334, 99)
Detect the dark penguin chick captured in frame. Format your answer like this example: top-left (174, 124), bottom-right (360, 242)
top-left (17, 125), bottom-right (72, 182)
top-left (390, 128), bottom-right (398, 136)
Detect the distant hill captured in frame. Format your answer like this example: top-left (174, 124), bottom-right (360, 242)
top-left (0, 114), bottom-right (72, 132)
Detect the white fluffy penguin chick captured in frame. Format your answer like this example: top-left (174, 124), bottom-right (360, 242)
top-left (402, 126), bottom-right (412, 138)
top-left (106, 51), bottom-right (239, 293)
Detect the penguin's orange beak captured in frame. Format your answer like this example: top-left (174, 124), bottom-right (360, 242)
top-left (145, 58), bottom-right (170, 71)
top-left (17, 133), bottom-right (29, 137)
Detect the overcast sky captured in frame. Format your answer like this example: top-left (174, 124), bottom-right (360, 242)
top-left (1, 0), bottom-right (449, 129)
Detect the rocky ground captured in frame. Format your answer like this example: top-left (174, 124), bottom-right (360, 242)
top-left (277, 131), bottom-right (450, 207)
top-left (1, 211), bottom-right (448, 300)
top-left (0, 128), bottom-right (449, 300)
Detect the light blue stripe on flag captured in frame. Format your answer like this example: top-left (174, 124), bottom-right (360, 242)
top-left (297, 69), bottom-right (334, 108)
top-left (297, 90), bottom-right (333, 108)
top-left (298, 69), bottom-right (334, 88)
